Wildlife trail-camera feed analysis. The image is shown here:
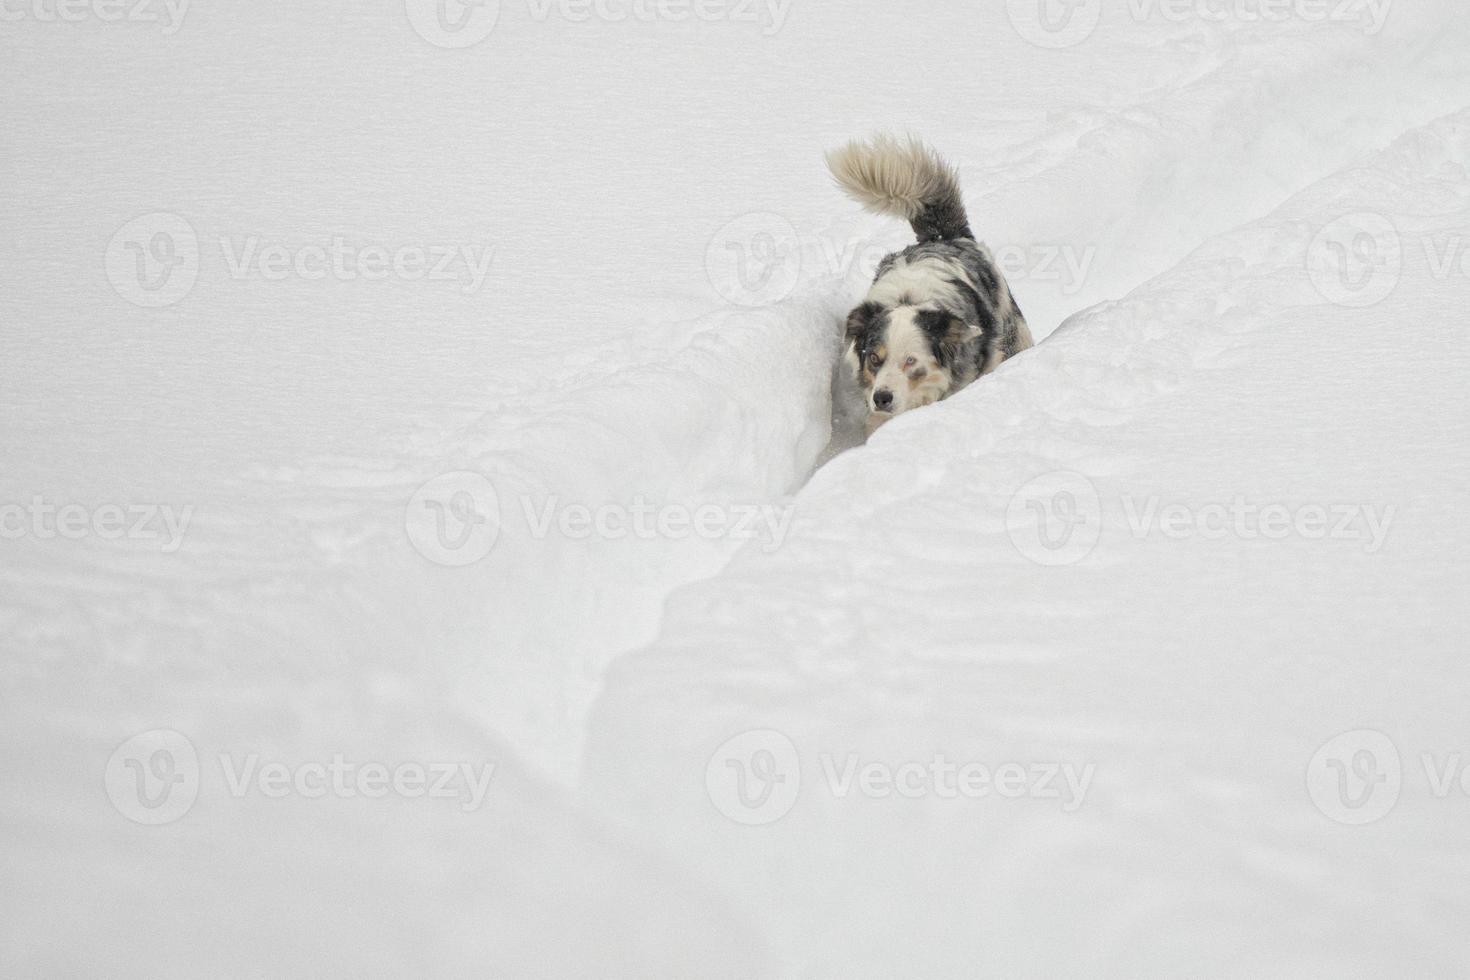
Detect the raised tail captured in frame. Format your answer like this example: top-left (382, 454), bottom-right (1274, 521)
top-left (825, 133), bottom-right (974, 244)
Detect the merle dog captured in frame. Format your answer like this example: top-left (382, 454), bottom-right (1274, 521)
top-left (827, 134), bottom-right (1033, 434)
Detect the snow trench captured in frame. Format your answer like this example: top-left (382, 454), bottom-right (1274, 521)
top-left (584, 105), bottom-right (1470, 977)
top-left (450, 2), bottom-right (1470, 783)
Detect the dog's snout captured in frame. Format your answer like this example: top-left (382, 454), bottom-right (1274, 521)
top-left (873, 389), bottom-right (894, 411)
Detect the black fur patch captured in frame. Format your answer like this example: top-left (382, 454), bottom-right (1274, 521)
top-left (844, 301), bottom-right (882, 340)
top-left (912, 198), bottom-right (974, 244)
top-left (971, 261), bottom-right (999, 299)
top-left (914, 309), bottom-right (969, 368)
top-left (844, 301), bottom-right (886, 356)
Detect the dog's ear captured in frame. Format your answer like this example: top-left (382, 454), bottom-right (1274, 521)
top-left (913, 309), bottom-right (968, 366)
top-left (844, 302), bottom-right (883, 344)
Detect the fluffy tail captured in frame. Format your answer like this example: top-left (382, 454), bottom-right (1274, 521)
top-left (826, 134), bottom-right (974, 243)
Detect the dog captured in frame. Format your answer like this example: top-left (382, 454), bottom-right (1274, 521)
top-left (827, 134), bottom-right (1033, 434)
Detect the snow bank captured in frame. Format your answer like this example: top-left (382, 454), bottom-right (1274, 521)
top-left (585, 108), bottom-right (1470, 976)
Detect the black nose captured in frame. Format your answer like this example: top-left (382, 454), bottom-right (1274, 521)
top-left (873, 389), bottom-right (894, 410)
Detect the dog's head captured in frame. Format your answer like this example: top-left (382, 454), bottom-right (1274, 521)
top-left (844, 301), bottom-right (980, 420)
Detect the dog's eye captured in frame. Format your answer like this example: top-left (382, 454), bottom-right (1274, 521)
top-left (903, 356), bottom-right (917, 369)
top-left (867, 353), bottom-right (881, 371)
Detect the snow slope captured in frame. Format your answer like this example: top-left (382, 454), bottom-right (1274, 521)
top-left (3, 0), bottom-right (1469, 975)
top-left (588, 106), bottom-right (1470, 977)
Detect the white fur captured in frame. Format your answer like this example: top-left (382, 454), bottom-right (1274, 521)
top-left (866, 255), bottom-right (970, 310)
top-left (867, 307), bottom-right (952, 416)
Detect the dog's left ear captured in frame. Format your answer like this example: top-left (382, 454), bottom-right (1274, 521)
top-left (917, 309), bottom-right (980, 367)
top-left (845, 302), bottom-right (883, 343)
top-left (939, 322), bottom-right (980, 367)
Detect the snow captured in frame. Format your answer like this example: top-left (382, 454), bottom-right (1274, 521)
top-left (3, 1), bottom-right (1469, 976)
top-left (590, 105), bottom-right (1470, 976)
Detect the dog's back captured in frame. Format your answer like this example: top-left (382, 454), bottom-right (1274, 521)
top-left (828, 134), bottom-right (1031, 378)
